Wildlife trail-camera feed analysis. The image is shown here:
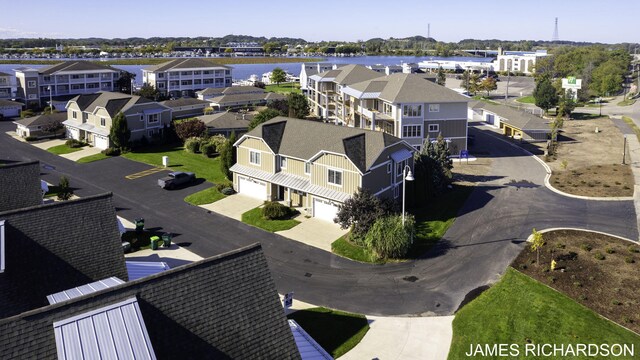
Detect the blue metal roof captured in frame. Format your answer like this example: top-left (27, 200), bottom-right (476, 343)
top-left (126, 261), bottom-right (171, 281)
top-left (46, 277), bottom-right (125, 305)
top-left (390, 148), bottom-right (413, 162)
top-left (289, 320), bottom-right (333, 360)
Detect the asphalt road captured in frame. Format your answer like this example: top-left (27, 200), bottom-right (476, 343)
top-left (0, 121), bottom-right (636, 316)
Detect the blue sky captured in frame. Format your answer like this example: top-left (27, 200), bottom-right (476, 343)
top-left (1, 0), bottom-right (638, 44)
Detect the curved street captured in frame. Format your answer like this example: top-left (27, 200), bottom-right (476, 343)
top-left (0, 122), bottom-right (636, 316)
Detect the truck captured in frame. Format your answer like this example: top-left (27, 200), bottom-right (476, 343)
top-left (157, 171), bottom-right (196, 189)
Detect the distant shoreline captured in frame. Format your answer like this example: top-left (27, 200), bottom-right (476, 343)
top-left (0, 57), bottom-right (326, 66)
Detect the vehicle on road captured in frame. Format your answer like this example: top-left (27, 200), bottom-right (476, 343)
top-left (158, 171), bottom-right (195, 189)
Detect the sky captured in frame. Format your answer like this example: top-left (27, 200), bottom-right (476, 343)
top-left (1, 0), bottom-right (638, 44)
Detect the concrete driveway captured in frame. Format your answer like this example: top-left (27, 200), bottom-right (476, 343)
top-left (60, 146), bottom-right (102, 161)
top-left (200, 194), bottom-right (263, 220)
top-left (31, 138), bottom-right (66, 150)
top-left (277, 216), bottom-right (347, 252)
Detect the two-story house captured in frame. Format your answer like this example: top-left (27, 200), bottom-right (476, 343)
top-left (230, 117), bottom-right (415, 221)
top-left (340, 72), bottom-right (470, 153)
top-left (142, 58), bottom-right (233, 98)
top-left (63, 92), bottom-right (172, 149)
top-left (14, 61), bottom-right (122, 108)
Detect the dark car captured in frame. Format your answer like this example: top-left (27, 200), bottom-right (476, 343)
top-left (158, 171), bottom-right (196, 189)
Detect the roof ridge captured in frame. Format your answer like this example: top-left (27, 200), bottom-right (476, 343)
top-left (0, 193), bottom-right (114, 217)
top-left (0, 160), bottom-right (39, 170)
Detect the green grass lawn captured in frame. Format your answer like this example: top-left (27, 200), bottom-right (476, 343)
top-left (622, 116), bottom-right (640, 142)
top-left (265, 82), bottom-right (301, 94)
top-left (47, 144), bottom-right (83, 155)
top-left (241, 206), bottom-right (300, 232)
top-left (44, 184), bottom-right (60, 198)
top-left (184, 187), bottom-right (226, 205)
top-left (618, 98), bottom-right (637, 106)
top-left (331, 233), bottom-right (381, 263)
top-left (77, 153), bottom-right (111, 163)
top-left (516, 95), bottom-right (535, 104)
top-left (287, 307), bottom-right (369, 358)
top-left (448, 268), bottom-right (640, 360)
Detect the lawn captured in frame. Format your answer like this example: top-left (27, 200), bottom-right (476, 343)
top-left (77, 153), bottom-right (111, 163)
top-left (516, 95), bottom-right (535, 104)
top-left (44, 184), bottom-right (60, 198)
top-left (287, 307), bottom-right (369, 358)
top-left (617, 98), bottom-right (636, 106)
top-left (184, 187), bottom-right (226, 205)
top-left (331, 233), bottom-right (380, 263)
top-left (241, 206), bottom-right (300, 232)
top-left (47, 144), bottom-right (83, 155)
top-left (265, 82), bottom-right (301, 94)
top-left (622, 116), bottom-right (640, 142)
top-left (448, 268), bottom-right (640, 360)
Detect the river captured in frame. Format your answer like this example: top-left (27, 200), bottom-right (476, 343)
top-left (0, 55), bottom-right (494, 85)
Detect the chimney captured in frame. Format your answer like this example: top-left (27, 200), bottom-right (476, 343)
top-left (498, 47), bottom-right (504, 56)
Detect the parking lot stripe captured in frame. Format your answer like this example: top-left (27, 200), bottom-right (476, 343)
top-left (125, 167), bottom-right (166, 180)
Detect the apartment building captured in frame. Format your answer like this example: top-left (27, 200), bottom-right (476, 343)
top-left (299, 63), bottom-right (335, 95)
top-left (63, 92), bottom-right (171, 149)
top-left (0, 72), bottom-right (17, 100)
top-left (142, 58), bottom-right (232, 98)
top-left (14, 61), bottom-right (121, 108)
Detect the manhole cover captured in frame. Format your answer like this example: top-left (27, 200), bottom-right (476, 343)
top-left (403, 276), bottom-right (418, 282)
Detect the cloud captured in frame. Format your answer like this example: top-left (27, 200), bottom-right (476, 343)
top-left (0, 27), bottom-right (62, 39)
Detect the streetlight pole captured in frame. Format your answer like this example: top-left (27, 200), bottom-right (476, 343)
top-left (47, 86), bottom-right (52, 112)
top-left (401, 165), bottom-right (414, 226)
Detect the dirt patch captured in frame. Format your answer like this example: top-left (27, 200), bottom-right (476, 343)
top-left (550, 164), bottom-right (633, 197)
top-left (513, 230), bottom-right (640, 334)
top-left (452, 157), bottom-right (493, 186)
top-left (544, 117), bottom-right (634, 197)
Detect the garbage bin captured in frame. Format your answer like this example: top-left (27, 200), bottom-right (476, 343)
top-left (150, 236), bottom-right (160, 250)
top-left (135, 218), bottom-right (145, 232)
top-left (161, 232), bottom-right (172, 248)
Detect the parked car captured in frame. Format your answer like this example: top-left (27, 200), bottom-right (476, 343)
top-left (158, 171), bottom-right (195, 189)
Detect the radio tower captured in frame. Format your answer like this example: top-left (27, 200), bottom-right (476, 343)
top-left (552, 17), bottom-right (559, 42)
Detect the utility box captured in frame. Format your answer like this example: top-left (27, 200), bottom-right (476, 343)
top-left (162, 156), bottom-right (169, 167)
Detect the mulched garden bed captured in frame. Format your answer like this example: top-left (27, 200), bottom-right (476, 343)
top-left (512, 229), bottom-right (640, 334)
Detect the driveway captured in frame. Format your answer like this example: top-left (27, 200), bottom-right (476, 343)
top-left (60, 146), bottom-right (102, 161)
top-left (277, 217), bottom-right (348, 252)
top-left (200, 194), bottom-right (263, 220)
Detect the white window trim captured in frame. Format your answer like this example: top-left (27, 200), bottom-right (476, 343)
top-left (428, 124), bottom-right (440, 133)
top-left (402, 104), bottom-right (422, 117)
top-left (27, 80), bottom-right (36, 88)
top-left (327, 168), bottom-right (343, 187)
top-left (402, 125), bottom-right (422, 138)
top-left (100, 118), bottom-right (106, 127)
top-left (72, 111), bottom-right (77, 119)
top-left (249, 150), bottom-right (261, 165)
top-left (0, 220), bottom-right (4, 272)
top-left (387, 163), bottom-right (392, 174)
top-left (429, 104), bottom-right (440, 113)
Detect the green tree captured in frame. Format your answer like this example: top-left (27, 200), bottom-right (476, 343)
top-left (57, 176), bottom-right (73, 201)
top-left (287, 93), bottom-right (310, 119)
top-left (365, 214), bottom-right (415, 260)
top-left (136, 83), bottom-right (160, 100)
top-left (557, 91), bottom-right (576, 119)
top-left (109, 112), bottom-right (130, 149)
top-left (115, 71), bottom-right (136, 94)
top-left (219, 132), bottom-right (237, 180)
top-left (533, 75), bottom-right (559, 114)
top-left (270, 67), bottom-right (287, 85)
top-left (530, 228), bottom-right (545, 266)
top-left (335, 188), bottom-right (396, 245)
top-left (224, 48), bottom-right (234, 54)
top-left (413, 135), bottom-right (453, 201)
top-left (591, 59), bottom-right (625, 96)
top-left (248, 108), bottom-right (282, 130)
top-left (478, 77), bottom-right (497, 97)
top-left (436, 67), bottom-right (446, 86)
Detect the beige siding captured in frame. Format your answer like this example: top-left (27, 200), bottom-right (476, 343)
top-left (362, 162), bottom-right (392, 194)
top-left (282, 158), bottom-right (307, 177)
top-left (311, 163), bottom-right (360, 195)
top-left (314, 153), bottom-right (359, 173)
top-left (237, 147), bottom-right (274, 173)
top-left (238, 137), bottom-right (272, 152)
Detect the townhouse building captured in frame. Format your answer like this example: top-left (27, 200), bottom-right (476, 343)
top-left (142, 58), bottom-right (232, 98)
top-left (14, 61), bottom-right (122, 108)
top-left (63, 92), bottom-right (171, 149)
top-left (230, 117), bottom-right (415, 222)
top-left (0, 72), bottom-right (17, 100)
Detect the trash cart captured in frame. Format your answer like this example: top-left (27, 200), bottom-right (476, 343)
top-left (150, 236), bottom-right (160, 250)
top-left (135, 218), bottom-right (145, 232)
top-left (161, 232), bottom-right (172, 248)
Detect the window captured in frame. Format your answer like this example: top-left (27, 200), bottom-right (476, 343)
top-left (148, 114), bottom-right (159, 124)
top-left (396, 160), bottom-right (407, 178)
top-left (43, 76), bottom-right (51, 82)
top-left (280, 157), bottom-right (287, 169)
top-left (157, 73), bottom-right (164, 78)
top-left (100, 118), bottom-right (106, 127)
top-left (194, 79), bottom-right (202, 85)
top-left (429, 104), bottom-right (440, 112)
top-left (383, 103), bottom-right (393, 115)
top-left (328, 169), bottom-right (342, 186)
top-left (402, 104), bottom-right (422, 117)
top-left (28, 94), bottom-right (37, 99)
top-left (305, 162), bottom-right (311, 174)
top-left (193, 71), bottom-right (201, 75)
top-left (428, 124), bottom-right (439, 133)
top-left (158, 83), bottom-right (165, 89)
top-left (387, 163), bottom-right (392, 173)
top-left (72, 111), bottom-right (77, 119)
top-left (27, 80), bottom-right (36, 88)
top-left (250, 151), bottom-right (261, 165)
top-left (402, 125), bottom-right (422, 138)
top-left (71, 74), bottom-right (83, 79)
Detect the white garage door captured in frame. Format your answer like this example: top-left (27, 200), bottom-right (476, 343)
top-left (94, 135), bottom-right (109, 150)
top-left (238, 177), bottom-right (267, 200)
top-left (313, 198), bottom-right (340, 222)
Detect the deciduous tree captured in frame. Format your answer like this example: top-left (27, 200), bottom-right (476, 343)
top-left (109, 112), bottom-right (130, 149)
top-left (248, 108), bottom-right (282, 130)
top-left (335, 188), bottom-right (396, 244)
top-left (287, 93), bottom-right (310, 119)
top-left (533, 75), bottom-right (559, 114)
top-left (174, 118), bottom-right (206, 142)
top-left (270, 67), bottom-right (287, 85)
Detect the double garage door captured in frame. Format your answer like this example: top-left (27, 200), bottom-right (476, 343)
top-left (238, 177), bottom-right (267, 200)
top-left (313, 198), bottom-right (340, 222)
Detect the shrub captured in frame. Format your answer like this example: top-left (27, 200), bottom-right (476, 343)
top-left (612, 300), bottom-right (622, 306)
top-left (262, 201), bottom-right (291, 220)
top-left (579, 294), bottom-right (588, 301)
top-left (580, 243), bottom-right (592, 252)
top-left (101, 147), bottom-right (121, 156)
top-left (215, 182), bottom-right (232, 191)
top-left (573, 281), bottom-right (582, 288)
top-left (556, 243), bottom-right (566, 249)
top-left (20, 110), bottom-right (35, 118)
top-left (208, 134), bottom-right (227, 151)
top-left (605, 247), bottom-right (615, 254)
top-left (25, 136), bottom-right (38, 141)
top-left (174, 118), bottom-right (206, 141)
top-left (547, 276), bottom-right (556, 283)
top-left (65, 139), bottom-right (85, 148)
top-left (365, 214), bottom-right (414, 260)
top-left (200, 142), bottom-right (216, 157)
top-left (184, 137), bottom-right (202, 153)
top-left (57, 176), bottom-right (73, 201)
top-left (221, 187), bottom-right (235, 195)
top-left (628, 245), bottom-right (639, 253)
top-left (593, 252), bottom-right (605, 260)
top-left (624, 256), bottom-right (635, 264)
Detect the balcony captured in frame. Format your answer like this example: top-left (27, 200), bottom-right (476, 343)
top-left (358, 106), bottom-right (393, 121)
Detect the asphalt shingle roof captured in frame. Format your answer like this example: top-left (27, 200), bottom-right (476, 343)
top-left (0, 193), bottom-right (128, 319)
top-left (13, 112), bottom-right (66, 128)
top-left (479, 102), bottom-right (551, 131)
top-left (199, 112), bottom-right (251, 130)
top-left (209, 92), bottom-right (286, 106)
top-left (0, 161), bottom-right (42, 212)
top-left (144, 58), bottom-right (231, 72)
top-left (243, 117), bottom-right (406, 173)
top-left (0, 244), bottom-right (301, 360)
top-left (197, 86), bottom-right (264, 96)
top-left (160, 97), bottom-right (210, 108)
top-left (0, 99), bottom-right (24, 107)
top-left (313, 64), bottom-right (382, 86)
top-left (38, 61), bottom-right (119, 75)
top-left (347, 73), bottom-right (470, 103)
top-left (70, 92), bottom-right (154, 117)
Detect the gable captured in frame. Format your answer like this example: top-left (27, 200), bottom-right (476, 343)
top-left (236, 137), bottom-right (273, 153)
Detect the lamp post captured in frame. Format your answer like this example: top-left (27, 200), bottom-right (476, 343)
top-left (401, 165), bottom-right (414, 226)
top-left (47, 86), bottom-right (53, 112)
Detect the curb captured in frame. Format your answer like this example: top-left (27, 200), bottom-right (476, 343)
top-left (524, 227), bottom-right (639, 244)
top-left (478, 127), bottom-right (635, 201)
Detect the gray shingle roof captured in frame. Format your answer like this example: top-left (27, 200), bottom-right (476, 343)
top-left (0, 99), bottom-right (24, 107)
top-left (0, 193), bottom-right (128, 319)
top-left (313, 64), bottom-right (382, 86)
top-left (242, 117), bottom-right (407, 173)
top-left (479, 102), bottom-right (551, 131)
top-left (38, 61), bottom-right (119, 75)
top-left (197, 86), bottom-right (265, 96)
top-left (70, 92), bottom-right (155, 117)
top-left (0, 244), bottom-right (301, 360)
top-left (199, 112), bottom-right (251, 129)
top-left (209, 92), bottom-right (286, 106)
top-left (347, 73), bottom-right (470, 103)
top-left (144, 58), bottom-right (231, 72)
top-left (13, 112), bottom-right (66, 128)
top-left (0, 161), bottom-right (42, 212)
top-left (160, 97), bottom-right (210, 108)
